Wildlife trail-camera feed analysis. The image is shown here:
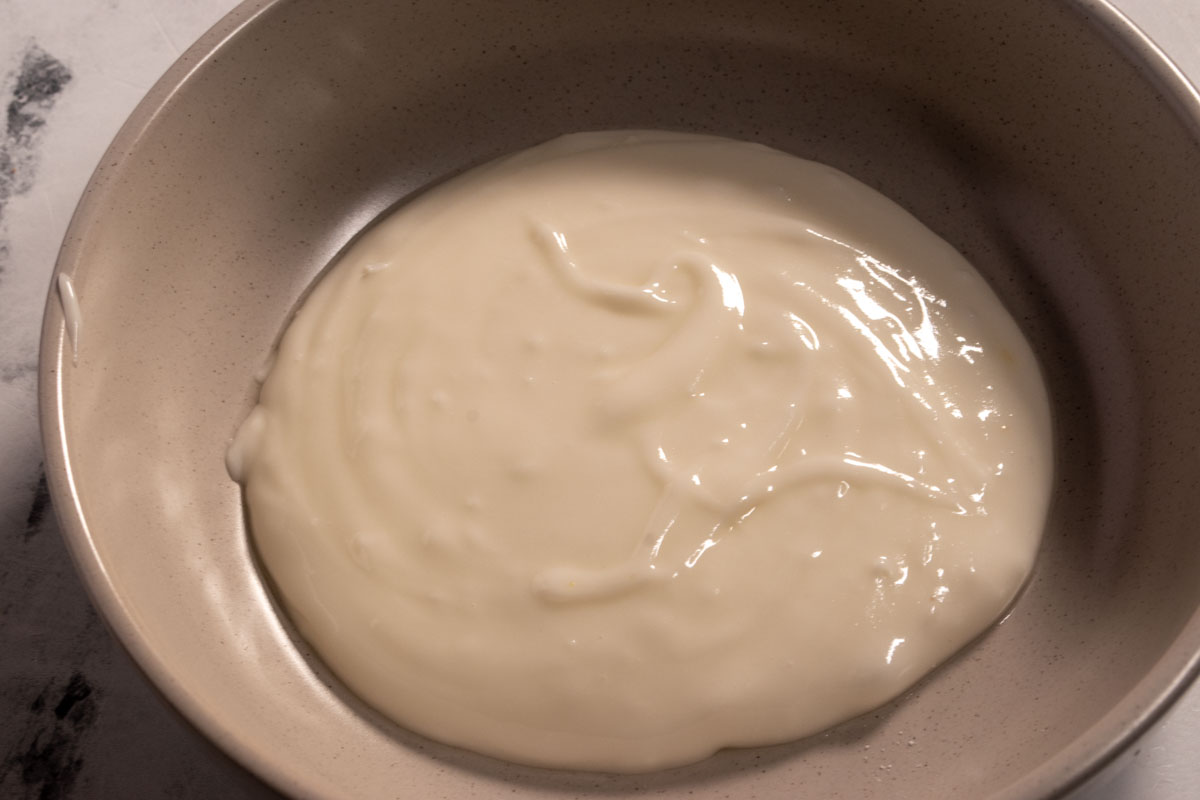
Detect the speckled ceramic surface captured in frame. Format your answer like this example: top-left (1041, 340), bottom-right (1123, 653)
top-left (38, 0), bottom-right (1200, 798)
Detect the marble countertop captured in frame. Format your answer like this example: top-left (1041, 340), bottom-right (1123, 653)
top-left (1, 1), bottom-right (1197, 797)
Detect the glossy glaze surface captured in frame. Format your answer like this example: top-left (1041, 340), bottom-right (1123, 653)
top-left (232, 132), bottom-right (1051, 771)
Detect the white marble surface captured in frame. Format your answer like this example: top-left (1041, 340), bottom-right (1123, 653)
top-left (0, 1), bottom-right (1196, 797)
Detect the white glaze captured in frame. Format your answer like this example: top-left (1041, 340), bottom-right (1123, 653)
top-left (230, 131), bottom-right (1052, 772)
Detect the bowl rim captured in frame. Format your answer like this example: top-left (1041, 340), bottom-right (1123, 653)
top-left (37, 1), bottom-right (1200, 798)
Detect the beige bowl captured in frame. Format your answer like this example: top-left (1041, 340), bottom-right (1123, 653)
top-left (39, 0), bottom-right (1200, 797)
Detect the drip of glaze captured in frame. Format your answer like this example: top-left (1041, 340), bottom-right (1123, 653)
top-left (57, 274), bottom-right (81, 366)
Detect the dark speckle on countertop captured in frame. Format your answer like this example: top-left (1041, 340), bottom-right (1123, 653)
top-left (0, 672), bottom-right (99, 800)
top-left (0, 43), bottom-right (72, 282)
top-left (0, 44), bottom-right (72, 207)
top-left (22, 472), bottom-right (49, 541)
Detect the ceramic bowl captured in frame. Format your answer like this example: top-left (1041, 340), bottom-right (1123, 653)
top-left (39, 0), bottom-right (1200, 797)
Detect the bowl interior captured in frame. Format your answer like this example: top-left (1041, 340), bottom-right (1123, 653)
top-left (41, 0), bottom-right (1200, 798)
